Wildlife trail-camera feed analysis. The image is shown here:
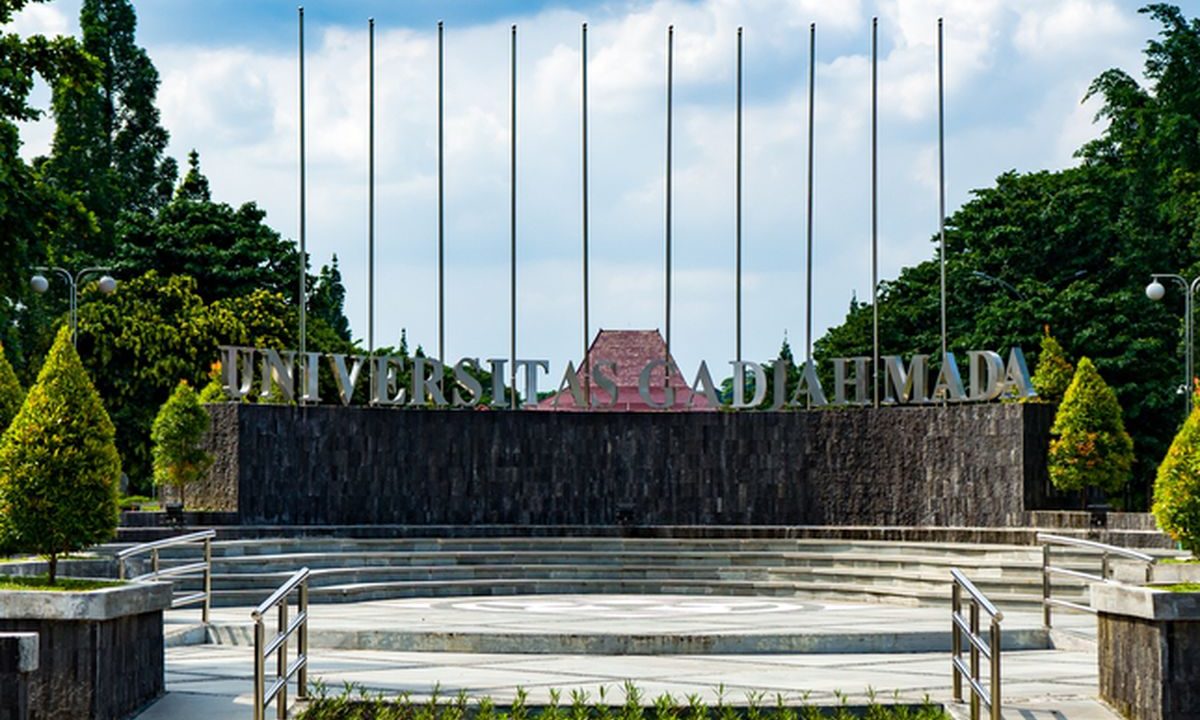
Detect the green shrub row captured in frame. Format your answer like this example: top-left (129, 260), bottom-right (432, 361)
top-left (298, 683), bottom-right (947, 720)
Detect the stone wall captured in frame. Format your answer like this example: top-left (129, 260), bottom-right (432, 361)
top-left (197, 402), bottom-right (1055, 527)
top-left (0, 612), bottom-right (163, 720)
top-left (0, 633), bottom-right (36, 720)
top-left (1095, 583), bottom-right (1200, 720)
top-left (0, 583), bottom-right (170, 720)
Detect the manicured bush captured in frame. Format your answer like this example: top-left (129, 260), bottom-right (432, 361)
top-left (0, 340), bottom-right (23, 432)
top-left (1153, 402), bottom-right (1200, 558)
top-left (1030, 329), bottom-right (1074, 404)
top-left (1047, 357), bottom-right (1133, 497)
top-left (151, 379), bottom-right (213, 508)
top-left (0, 326), bottom-right (120, 583)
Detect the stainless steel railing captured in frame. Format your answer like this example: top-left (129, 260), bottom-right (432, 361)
top-left (951, 568), bottom-right (1002, 720)
top-left (1037, 532), bottom-right (1155, 628)
top-left (252, 567), bottom-right (310, 720)
top-left (116, 529), bottom-right (216, 623)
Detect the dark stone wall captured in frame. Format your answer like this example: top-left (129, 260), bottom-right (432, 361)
top-left (200, 402), bottom-right (1056, 527)
top-left (1098, 612), bottom-right (1200, 720)
top-left (0, 612), bottom-right (163, 720)
top-left (0, 634), bottom-right (33, 720)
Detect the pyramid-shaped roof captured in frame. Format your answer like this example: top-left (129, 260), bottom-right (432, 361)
top-left (533, 329), bottom-right (714, 411)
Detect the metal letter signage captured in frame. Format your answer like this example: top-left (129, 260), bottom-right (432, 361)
top-left (217, 346), bottom-right (1037, 410)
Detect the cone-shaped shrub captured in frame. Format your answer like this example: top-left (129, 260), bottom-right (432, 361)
top-left (151, 380), bottom-right (213, 508)
top-left (0, 341), bottom-right (23, 432)
top-left (1153, 402), bottom-right (1200, 557)
top-left (0, 326), bottom-right (120, 583)
top-left (1030, 330), bottom-right (1074, 404)
top-left (1047, 357), bottom-right (1133, 495)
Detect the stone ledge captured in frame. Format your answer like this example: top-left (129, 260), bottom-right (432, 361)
top-left (0, 580), bottom-right (172, 621)
top-left (1091, 581), bottom-right (1200, 620)
top-left (0, 632), bottom-right (38, 672)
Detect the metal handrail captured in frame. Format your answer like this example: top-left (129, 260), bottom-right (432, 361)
top-left (951, 568), bottom-right (1001, 720)
top-left (1037, 532), bottom-right (1156, 628)
top-left (117, 529), bottom-right (216, 623)
top-left (252, 567), bottom-right (310, 720)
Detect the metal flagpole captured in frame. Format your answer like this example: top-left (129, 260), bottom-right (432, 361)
top-left (735, 27), bottom-right (743, 365)
top-left (938, 18), bottom-right (947, 364)
top-left (665, 25), bottom-right (674, 374)
top-left (582, 22), bottom-right (590, 405)
top-left (871, 16), bottom-right (879, 408)
top-left (510, 24), bottom-right (517, 410)
top-left (438, 21), bottom-right (446, 365)
top-left (805, 22), bottom-right (815, 403)
top-left (298, 7), bottom-right (307, 363)
top-left (368, 18), bottom-right (376, 366)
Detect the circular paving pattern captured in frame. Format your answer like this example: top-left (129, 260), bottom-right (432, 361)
top-left (439, 596), bottom-right (823, 619)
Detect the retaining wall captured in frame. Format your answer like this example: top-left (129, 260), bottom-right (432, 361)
top-left (197, 402), bottom-right (1056, 527)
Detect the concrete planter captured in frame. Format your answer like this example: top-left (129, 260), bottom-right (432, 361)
top-left (1111, 558), bottom-right (1200, 585)
top-left (0, 580), bottom-right (172, 720)
top-left (1091, 582), bottom-right (1200, 720)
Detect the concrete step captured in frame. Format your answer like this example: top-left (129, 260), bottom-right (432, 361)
top-left (97, 535), bottom-right (1156, 611)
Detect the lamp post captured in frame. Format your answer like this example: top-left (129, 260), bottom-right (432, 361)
top-left (1146, 274), bottom-right (1200, 414)
top-left (971, 271), bottom-right (1026, 301)
top-left (30, 266), bottom-right (117, 346)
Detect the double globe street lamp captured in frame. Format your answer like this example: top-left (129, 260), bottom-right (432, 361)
top-left (30, 266), bottom-right (117, 346)
top-left (1145, 274), bottom-right (1200, 415)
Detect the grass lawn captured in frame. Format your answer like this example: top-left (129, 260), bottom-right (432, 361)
top-left (0, 575), bottom-right (124, 591)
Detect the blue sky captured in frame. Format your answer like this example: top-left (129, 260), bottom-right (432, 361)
top-left (11, 0), bottom-right (1165, 376)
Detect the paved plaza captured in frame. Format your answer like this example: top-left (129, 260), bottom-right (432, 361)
top-left (138, 594), bottom-right (1119, 720)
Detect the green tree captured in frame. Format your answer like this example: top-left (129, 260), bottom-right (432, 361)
top-left (1048, 357), bottom-right (1134, 499)
top-left (309, 256), bottom-right (352, 343)
top-left (114, 153), bottom-right (302, 304)
top-left (0, 326), bottom-right (120, 583)
top-left (74, 271), bottom-right (243, 489)
top-left (42, 0), bottom-right (176, 261)
top-left (1152, 400), bottom-right (1200, 557)
top-left (150, 380), bottom-right (212, 508)
top-left (0, 340), bottom-right (22, 431)
top-left (0, 0), bottom-right (97, 376)
top-left (74, 271), bottom-right (350, 491)
top-left (1030, 329), bottom-right (1075, 404)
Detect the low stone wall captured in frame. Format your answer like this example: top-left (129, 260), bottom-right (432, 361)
top-left (1093, 583), bottom-right (1200, 720)
top-left (0, 583), bottom-right (171, 720)
top-left (196, 402), bottom-right (1056, 527)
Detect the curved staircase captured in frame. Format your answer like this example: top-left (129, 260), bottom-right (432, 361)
top-left (103, 535), bottom-right (1171, 609)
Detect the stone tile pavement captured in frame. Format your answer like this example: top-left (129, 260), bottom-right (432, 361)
top-left (139, 595), bottom-right (1117, 720)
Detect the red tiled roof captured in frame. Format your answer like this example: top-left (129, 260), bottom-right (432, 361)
top-left (533, 329), bottom-right (714, 412)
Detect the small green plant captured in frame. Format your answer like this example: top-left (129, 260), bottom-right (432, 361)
top-left (0, 340), bottom-right (23, 432)
top-left (150, 379), bottom-right (214, 508)
top-left (1029, 329), bottom-right (1074, 404)
top-left (1153, 402), bottom-right (1200, 558)
top-left (1161, 582), bottom-right (1200, 592)
top-left (1047, 357), bottom-right (1133, 500)
top-left (295, 684), bottom-right (953, 720)
top-left (0, 326), bottom-right (120, 584)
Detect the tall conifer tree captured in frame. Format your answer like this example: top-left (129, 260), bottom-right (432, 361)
top-left (43, 0), bottom-right (177, 261)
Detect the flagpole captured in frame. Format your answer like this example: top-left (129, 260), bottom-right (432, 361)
top-left (938, 18), bottom-right (947, 364)
top-left (368, 18), bottom-right (376, 367)
top-left (665, 25), bottom-right (674, 375)
top-left (871, 16), bottom-right (879, 408)
top-left (735, 27), bottom-right (743, 364)
top-left (581, 22), bottom-right (590, 405)
top-left (298, 7), bottom-right (307, 363)
top-left (805, 22), bottom-right (815, 407)
top-left (438, 20), bottom-right (446, 365)
top-left (510, 24), bottom-right (518, 410)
